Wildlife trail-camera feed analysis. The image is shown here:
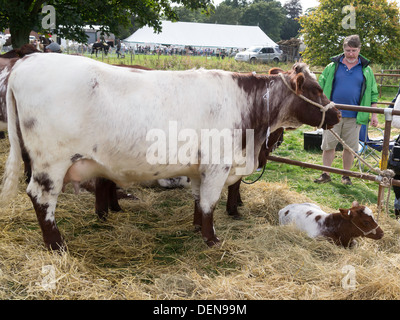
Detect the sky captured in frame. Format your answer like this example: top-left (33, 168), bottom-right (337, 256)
top-left (211, 0), bottom-right (320, 12)
top-left (213, 0), bottom-right (400, 13)
top-left (280, 0), bottom-right (400, 12)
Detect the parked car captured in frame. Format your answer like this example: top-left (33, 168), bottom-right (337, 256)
top-left (234, 46), bottom-right (284, 63)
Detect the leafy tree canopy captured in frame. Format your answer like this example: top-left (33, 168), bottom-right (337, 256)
top-left (299, 0), bottom-right (400, 66)
top-left (175, 0), bottom-right (301, 42)
top-left (0, 0), bottom-right (213, 48)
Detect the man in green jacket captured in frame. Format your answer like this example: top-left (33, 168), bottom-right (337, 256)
top-left (314, 34), bottom-right (379, 185)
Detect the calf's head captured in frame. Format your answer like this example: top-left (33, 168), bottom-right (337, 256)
top-left (284, 63), bottom-right (341, 129)
top-left (339, 201), bottom-right (384, 240)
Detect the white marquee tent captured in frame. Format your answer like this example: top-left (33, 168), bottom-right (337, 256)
top-left (123, 21), bottom-right (278, 49)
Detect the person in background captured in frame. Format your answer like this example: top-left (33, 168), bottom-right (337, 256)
top-left (45, 41), bottom-right (61, 53)
top-left (314, 34), bottom-right (379, 186)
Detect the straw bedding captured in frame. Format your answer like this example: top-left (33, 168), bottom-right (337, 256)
top-left (0, 138), bottom-right (400, 300)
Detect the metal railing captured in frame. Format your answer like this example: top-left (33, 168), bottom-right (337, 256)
top-left (266, 104), bottom-right (400, 211)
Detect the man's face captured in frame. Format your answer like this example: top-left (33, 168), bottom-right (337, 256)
top-left (343, 45), bottom-right (360, 62)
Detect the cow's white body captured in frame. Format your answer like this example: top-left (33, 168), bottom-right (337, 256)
top-left (10, 54), bottom-right (257, 185)
top-left (1, 54), bottom-right (340, 249)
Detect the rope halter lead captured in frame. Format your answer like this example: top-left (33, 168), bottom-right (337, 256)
top-left (279, 71), bottom-right (394, 217)
top-left (278, 73), bottom-right (336, 129)
top-left (348, 210), bottom-right (380, 236)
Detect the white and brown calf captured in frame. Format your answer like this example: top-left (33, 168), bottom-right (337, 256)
top-left (278, 201), bottom-right (383, 247)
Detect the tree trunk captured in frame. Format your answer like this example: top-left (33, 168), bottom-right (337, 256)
top-left (9, 25), bottom-right (32, 49)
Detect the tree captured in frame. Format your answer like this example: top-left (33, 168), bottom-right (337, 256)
top-left (283, 0), bottom-right (302, 18)
top-left (240, 0), bottom-right (286, 42)
top-left (0, 0), bottom-right (213, 48)
top-left (206, 3), bottom-right (243, 24)
top-left (281, 0), bottom-right (302, 39)
top-left (299, 0), bottom-right (400, 66)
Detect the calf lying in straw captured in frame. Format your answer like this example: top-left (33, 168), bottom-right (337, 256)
top-left (278, 201), bottom-right (383, 247)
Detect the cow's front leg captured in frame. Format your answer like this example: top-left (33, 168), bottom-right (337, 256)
top-left (27, 172), bottom-right (65, 251)
top-left (226, 179), bottom-right (242, 219)
top-left (95, 178), bottom-right (122, 221)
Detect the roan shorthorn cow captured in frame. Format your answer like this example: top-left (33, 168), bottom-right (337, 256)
top-left (1, 53), bottom-right (340, 250)
top-left (278, 201), bottom-right (384, 247)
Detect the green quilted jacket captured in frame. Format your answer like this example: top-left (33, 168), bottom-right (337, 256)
top-left (318, 53), bottom-right (378, 125)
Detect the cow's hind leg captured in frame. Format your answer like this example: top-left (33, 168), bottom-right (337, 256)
top-left (27, 171), bottom-right (65, 251)
top-left (199, 167), bottom-right (230, 247)
top-left (190, 178), bottom-right (202, 232)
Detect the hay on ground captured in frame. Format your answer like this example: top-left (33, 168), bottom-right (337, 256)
top-left (0, 136), bottom-right (400, 299)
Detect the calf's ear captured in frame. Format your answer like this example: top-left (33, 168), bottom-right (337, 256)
top-left (351, 200), bottom-right (359, 207)
top-left (295, 73), bottom-right (305, 94)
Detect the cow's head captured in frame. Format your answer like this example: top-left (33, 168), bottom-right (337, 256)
top-left (339, 201), bottom-right (384, 240)
top-left (282, 63), bottom-right (341, 129)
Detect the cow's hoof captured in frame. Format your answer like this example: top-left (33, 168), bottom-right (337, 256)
top-left (227, 212), bottom-right (242, 220)
top-left (46, 240), bottom-right (67, 253)
top-left (204, 236), bottom-right (220, 247)
top-left (96, 210), bottom-right (108, 221)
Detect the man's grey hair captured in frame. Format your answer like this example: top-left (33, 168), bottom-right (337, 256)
top-left (343, 34), bottom-right (361, 49)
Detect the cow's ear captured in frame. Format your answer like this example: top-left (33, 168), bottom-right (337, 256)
top-left (340, 208), bottom-right (352, 220)
top-left (295, 72), bottom-right (305, 94)
top-left (269, 67), bottom-right (284, 75)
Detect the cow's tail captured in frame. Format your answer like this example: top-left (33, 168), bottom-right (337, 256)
top-left (0, 85), bottom-right (22, 204)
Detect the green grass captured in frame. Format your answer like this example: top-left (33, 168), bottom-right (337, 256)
top-left (243, 124), bottom-right (388, 212)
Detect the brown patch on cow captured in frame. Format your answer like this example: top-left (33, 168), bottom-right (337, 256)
top-left (113, 64), bottom-right (153, 71)
top-left (306, 210), bottom-right (313, 217)
top-left (233, 64), bottom-right (340, 135)
top-left (91, 78), bottom-right (99, 89)
top-left (0, 44), bottom-right (40, 59)
top-left (315, 215), bottom-right (321, 222)
top-left (284, 210), bottom-right (289, 216)
top-left (231, 73), bottom-right (282, 149)
top-left (23, 117), bottom-right (37, 130)
top-left (93, 145), bottom-right (98, 153)
top-left (0, 57), bottom-right (19, 123)
top-left (0, 49), bottom-right (38, 123)
top-left (33, 172), bottom-right (54, 193)
top-left (71, 153), bottom-right (83, 162)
